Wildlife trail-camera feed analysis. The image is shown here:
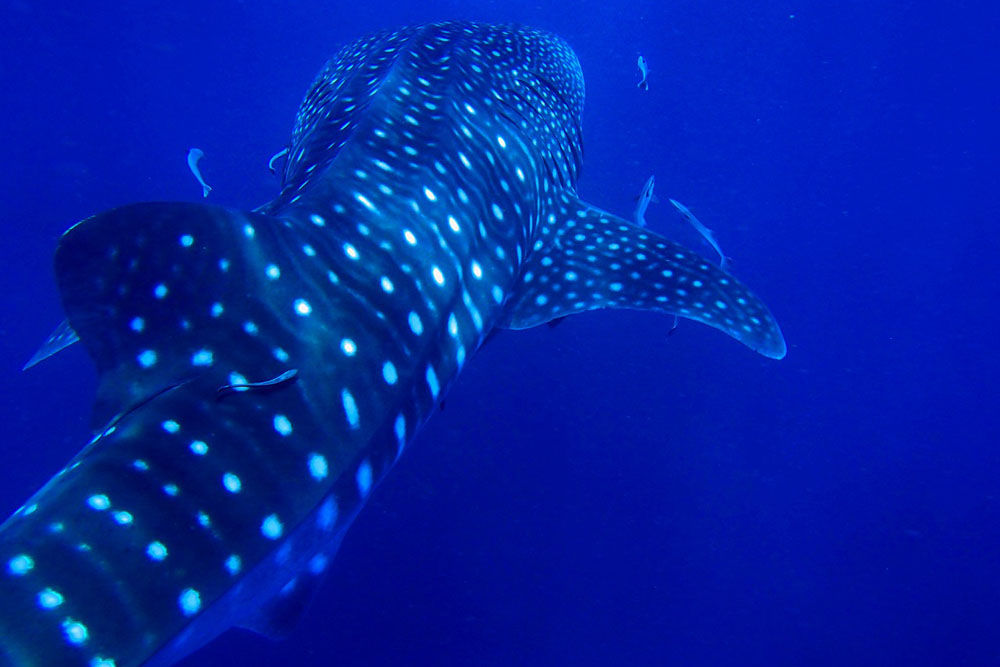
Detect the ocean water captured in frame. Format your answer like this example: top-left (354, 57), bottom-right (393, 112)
top-left (0, 1), bottom-right (996, 665)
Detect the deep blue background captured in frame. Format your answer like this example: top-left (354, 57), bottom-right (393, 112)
top-left (1, 1), bottom-right (997, 665)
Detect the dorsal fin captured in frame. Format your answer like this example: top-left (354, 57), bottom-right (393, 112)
top-left (54, 201), bottom-right (286, 429)
top-left (500, 196), bottom-right (786, 359)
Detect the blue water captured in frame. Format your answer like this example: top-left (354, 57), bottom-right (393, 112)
top-left (1, 1), bottom-right (996, 665)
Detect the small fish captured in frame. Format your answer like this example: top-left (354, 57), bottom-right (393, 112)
top-left (669, 198), bottom-right (729, 271)
top-left (634, 175), bottom-right (657, 227)
top-left (186, 147), bottom-right (212, 197)
top-left (268, 146), bottom-right (290, 174)
top-left (637, 54), bottom-right (649, 91)
top-left (217, 368), bottom-right (299, 397)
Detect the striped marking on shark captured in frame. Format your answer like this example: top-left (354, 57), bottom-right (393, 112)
top-left (0, 21), bottom-right (785, 666)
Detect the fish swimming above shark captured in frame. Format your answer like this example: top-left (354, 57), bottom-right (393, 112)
top-left (0, 21), bottom-right (785, 666)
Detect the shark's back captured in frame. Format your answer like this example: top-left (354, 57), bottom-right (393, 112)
top-left (272, 21), bottom-right (585, 211)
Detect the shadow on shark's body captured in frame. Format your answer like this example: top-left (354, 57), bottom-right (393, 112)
top-left (0, 21), bottom-right (784, 666)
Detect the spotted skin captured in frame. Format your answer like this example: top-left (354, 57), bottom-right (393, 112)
top-left (0, 21), bottom-right (784, 667)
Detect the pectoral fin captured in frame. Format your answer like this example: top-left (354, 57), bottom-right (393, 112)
top-left (499, 196), bottom-right (786, 359)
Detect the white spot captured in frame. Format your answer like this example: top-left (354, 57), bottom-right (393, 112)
top-left (191, 349), bottom-right (214, 366)
top-left (112, 511), bottom-right (133, 526)
top-left (308, 554), bottom-right (329, 574)
top-left (423, 186), bottom-right (437, 202)
top-left (609, 282), bottom-right (624, 292)
top-left (471, 261), bottom-right (483, 279)
top-left (342, 388), bottom-right (359, 429)
top-left (8, 554), bottom-right (33, 575)
top-left (273, 414), bottom-right (292, 436)
top-left (261, 514), bottom-right (283, 539)
top-left (132, 459), bottom-right (149, 471)
top-left (355, 193), bottom-right (375, 211)
top-left (222, 473), bottom-right (242, 494)
top-left (276, 544), bottom-right (292, 565)
top-left (62, 618), bottom-right (88, 644)
top-left (153, 283), bottom-right (168, 299)
top-left (394, 414), bottom-right (406, 446)
top-left (408, 312), bottom-right (423, 335)
top-left (37, 588), bottom-right (64, 609)
top-left (243, 321), bottom-right (259, 335)
top-left (340, 338), bottom-right (357, 356)
top-left (179, 588), bottom-right (202, 616)
top-left (90, 658), bottom-right (116, 667)
top-left (266, 264), bottom-right (281, 279)
top-left (197, 512), bottom-right (211, 527)
top-left (448, 215), bottom-right (460, 232)
top-left (310, 213), bottom-right (326, 226)
top-left (243, 224), bottom-right (256, 238)
top-left (448, 314), bottom-right (459, 336)
top-left (189, 440), bottom-right (208, 456)
top-left (162, 484), bottom-right (179, 497)
top-left (308, 453), bottom-right (328, 481)
top-left (302, 244), bottom-right (316, 257)
top-left (381, 276), bottom-right (394, 293)
top-left (294, 299), bottom-right (312, 316)
top-left (147, 541), bottom-right (168, 561)
top-left (273, 347), bottom-right (290, 362)
top-left (129, 317), bottom-right (145, 332)
top-left (225, 554), bottom-right (242, 575)
top-left (137, 349), bottom-right (158, 368)
top-left (426, 366), bottom-right (440, 399)
top-left (431, 266), bottom-right (445, 285)
top-left (356, 459), bottom-right (373, 497)
top-left (180, 234), bottom-right (194, 247)
top-left (343, 242), bottom-right (359, 260)
top-left (535, 294), bottom-right (548, 306)
top-left (382, 360), bottom-right (398, 385)
top-left (497, 135), bottom-right (507, 148)
top-left (492, 203), bottom-right (504, 220)
top-left (492, 286), bottom-right (504, 303)
top-left (210, 302), bottom-right (224, 317)
top-left (87, 494), bottom-right (110, 511)
top-left (227, 372), bottom-right (248, 392)
top-left (403, 229), bottom-right (417, 245)
top-left (318, 497), bottom-right (338, 530)
top-left (161, 420), bottom-right (180, 434)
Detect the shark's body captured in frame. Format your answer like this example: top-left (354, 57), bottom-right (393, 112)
top-left (0, 21), bottom-right (784, 666)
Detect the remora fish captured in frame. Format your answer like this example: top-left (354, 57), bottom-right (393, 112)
top-left (0, 21), bottom-right (785, 666)
top-left (637, 54), bottom-right (649, 90)
top-left (634, 174), bottom-right (656, 226)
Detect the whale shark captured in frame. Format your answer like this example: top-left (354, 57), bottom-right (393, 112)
top-left (0, 21), bottom-right (785, 666)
